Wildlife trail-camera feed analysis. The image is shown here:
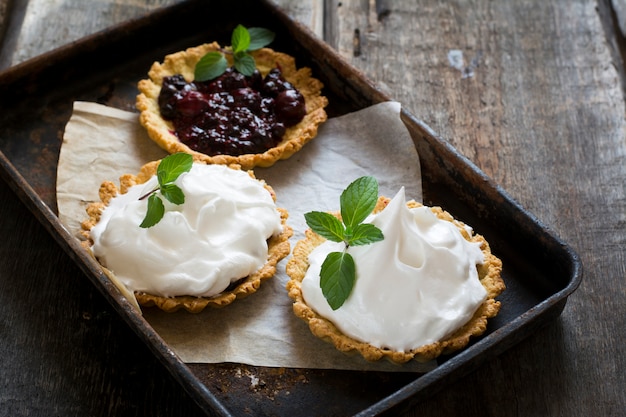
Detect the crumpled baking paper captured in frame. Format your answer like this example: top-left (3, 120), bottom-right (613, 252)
top-left (57, 100), bottom-right (434, 372)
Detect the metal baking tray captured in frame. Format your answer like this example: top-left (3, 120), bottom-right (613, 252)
top-left (0, 0), bottom-right (582, 415)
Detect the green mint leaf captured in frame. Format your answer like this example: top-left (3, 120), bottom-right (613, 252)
top-left (340, 176), bottom-right (379, 230)
top-left (309, 175), bottom-right (384, 310)
top-left (139, 153), bottom-right (192, 228)
top-left (348, 223), bottom-right (384, 246)
top-left (194, 51), bottom-right (228, 81)
top-left (140, 193), bottom-right (165, 228)
top-left (160, 183), bottom-right (185, 205)
top-left (157, 153), bottom-right (193, 185)
top-left (231, 24), bottom-right (251, 54)
top-left (234, 52), bottom-right (256, 76)
top-left (320, 252), bottom-right (356, 310)
top-left (194, 25), bottom-right (273, 80)
top-left (304, 211), bottom-right (345, 242)
top-left (247, 27), bottom-right (275, 50)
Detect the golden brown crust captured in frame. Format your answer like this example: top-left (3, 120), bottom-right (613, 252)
top-left (81, 160), bottom-right (293, 313)
top-left (136, 43), bottom-right (328, 170)
top-left (285, 197), bottom-right (505, 364)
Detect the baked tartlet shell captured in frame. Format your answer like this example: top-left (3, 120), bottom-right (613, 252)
top-left (81, 160), bottom-right (293, 313)
top-left (286, 197), bottom-right (505, 364)
top-left (136, 43), bottom-right (329, 170)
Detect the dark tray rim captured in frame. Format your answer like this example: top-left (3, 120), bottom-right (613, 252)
top-left (0, 0), bottom-right (583, 415)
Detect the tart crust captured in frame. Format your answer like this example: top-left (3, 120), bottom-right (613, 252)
top-left (136, 42), bottom-right (328, 170)
top-left (81, 160), bottom-right (293, 313)
top-left (286, 197), bottom-right (505, 364)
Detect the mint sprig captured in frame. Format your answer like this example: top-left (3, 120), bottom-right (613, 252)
top-left (194, 25), bottom-right (275, 81)
top-left (139, 153), bottom-right (193, 228)
top-left (304, 176), bottom-right (384, 310)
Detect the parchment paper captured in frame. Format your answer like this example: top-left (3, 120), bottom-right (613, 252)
top-left (57, 100), bottom-right (434, 372)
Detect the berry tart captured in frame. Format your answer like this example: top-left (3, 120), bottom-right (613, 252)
top-left (136, 42), bottom-right (328, 170)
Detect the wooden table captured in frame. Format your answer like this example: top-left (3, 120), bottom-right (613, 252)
top-left (0, 0), bottom-right (624, 416)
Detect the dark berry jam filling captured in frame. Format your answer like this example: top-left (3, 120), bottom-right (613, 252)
top-left (158, 67), bottom-right (306, 156)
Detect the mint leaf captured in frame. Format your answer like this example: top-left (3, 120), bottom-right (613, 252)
top-left (304, 176), bottom-right (385, 309)
top-left (231, 24), bottom-right (251, 53)
top-left (320, 252), bottom-right (356, 310)
top-left (349, 223), bottom-right (384, 246)
top-left (340, 176), bottom-right (379, 230)
top-left (247, 27), bottom-right (275, 50)
top-left (194, 25), bottom-right (274, 80)
top-left (160, 183), bottom-right (185, 205)
top-left (233, 53), bottom-right (256, 76)
top-left (194, 51), bottom-right (228, 82)
top-left (304, 211), bottom-right (345, 242)
top-left (140, 193), bottom-right (165, 228)
top-left (157, 152), bottom-right (193, 184)
top-left (139, 153), bottom-right (193, 228)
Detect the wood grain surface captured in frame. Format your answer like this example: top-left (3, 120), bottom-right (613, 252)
top-left (0, 0), bottom-right (624, 416)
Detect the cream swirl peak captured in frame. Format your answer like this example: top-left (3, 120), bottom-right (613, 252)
top-left (90, 164), bottom-right (283, 298)
top-left (300, 187), bottom-right (488, 352)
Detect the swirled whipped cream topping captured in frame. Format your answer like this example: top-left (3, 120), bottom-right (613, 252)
top-left (90, 164), bottom-right (283, 298)
top-left (301, 187), bottom-right (487, 351)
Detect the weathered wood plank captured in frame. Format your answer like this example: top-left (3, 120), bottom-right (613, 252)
top-left (275, 0), bottom-right (323, 37)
